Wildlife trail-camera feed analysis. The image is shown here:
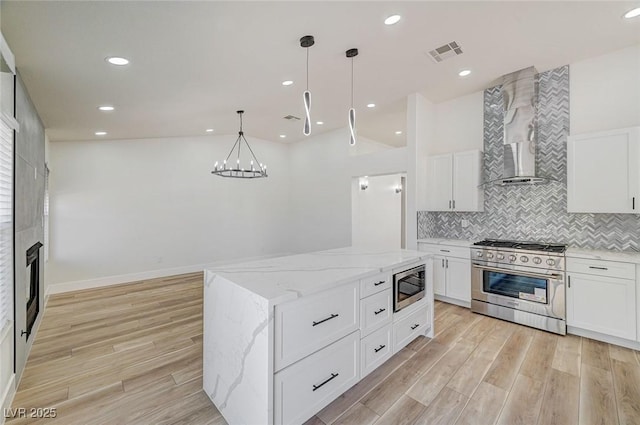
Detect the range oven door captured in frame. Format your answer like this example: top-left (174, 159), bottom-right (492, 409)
top-left (471, 263), bottom-right (565, 320)
top-left (393, 265), bottom-right (425, 312)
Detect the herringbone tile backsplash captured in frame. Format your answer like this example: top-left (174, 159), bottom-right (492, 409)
top-left (417, 65), bottom-right (640, 251)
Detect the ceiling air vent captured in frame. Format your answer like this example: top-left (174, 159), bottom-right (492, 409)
top-left (283, 115), bottom-right (301, 121)
top-left (427, 41), bottom-right (463, 63)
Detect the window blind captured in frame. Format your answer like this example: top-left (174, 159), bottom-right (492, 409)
top-left (0, 116), bottom-right (13, 332)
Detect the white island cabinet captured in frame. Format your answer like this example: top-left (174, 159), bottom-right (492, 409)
top-left (203, 247), bottom-right (431, 425)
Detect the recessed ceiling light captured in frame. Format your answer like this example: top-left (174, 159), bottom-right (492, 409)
top-left (395, 130), bottom-right (403, 135)
top-left (316, 121), bottom-right (324, 125)
top-left (624, 7), bottom-right (640, 18)
top-left (367, 103), bottom-right (376, 108)
top-left (282, 80), bottom-right (294, 86)
top-left (98, 105), bottom-right (114, 111)
top-left (206, 129), bottom-right (214, 133)
top-left (95, 131), bottom-right (107, 136)
top-left (384, 15), bottom-right (401, 25)
top-left (105, 56), bottom-right (129, 66)
top-left (458, 69), bottom-right (472, 77)
top-left (279, 134), bottom-right (286, 138)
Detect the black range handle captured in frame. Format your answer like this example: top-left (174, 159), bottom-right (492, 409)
top-left (374, 344), bottom-right (386, 353)
top-left (312, 373), bottom-right (339, 391)
top-left (374, 308), bottom-right (386, 315)
top-left (411, 324), bottom-right (420, 330)
top-left (312, 313), bottom-right (339, 327)
top-left (589, 266), bottom-right (608, 270)
top-left (374, 280), bottom-right (385, 286)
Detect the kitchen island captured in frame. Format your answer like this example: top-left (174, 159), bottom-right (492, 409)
top-left (203, 247), bottom-right (432, 425)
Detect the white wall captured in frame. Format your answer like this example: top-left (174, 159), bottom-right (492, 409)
top-left (352, 174), bottom-right (402, 250)
top-left (570, 44), bottom-right (640, 135)
top-left (48, 135), bottom-right (290, 288)
top-left (288, 128), bottom-right (352, 254)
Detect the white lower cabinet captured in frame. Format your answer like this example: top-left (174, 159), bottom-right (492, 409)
top-left (360, 324), bottom-right (392, 378)
top-left (567, 271), bottom-right (637, 340)
top-left (424, 243), bottom-right (471, 305)
top-left (393, 303), bottom-right (429, 352)
top-left (274, 331), bottom-right (360, 425)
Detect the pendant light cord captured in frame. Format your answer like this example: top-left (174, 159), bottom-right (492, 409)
top-left (306, 48), bottom-right (309, 90)
top-left (351, 58), bottom-right (354, 107)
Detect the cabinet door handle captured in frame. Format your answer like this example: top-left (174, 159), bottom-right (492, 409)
top-left (374, 308), bottom-right (386, 315)
top-left (446, 259), bottom-right (449, 268)
top-left (634, 197), bottom-right (636, 210)
top-left (312, 313), bottom-right (339, 327)
top-left (374, 344), bottom-right (386, 353)
top-left (449, 200), bottom-right (452, 209)
top-left (441, 259), bottom-right (444, 268)
top-left (568, 275), bottom-right (570, 288)
top-left (312, 372), bottom-right (339, 391)
top-left (588, 266), bottom-right (608, 270)
top-left (411, 324), bottom-right (420, 330)
top-left (452, 200), bottom-right (456, 209)
top-left (374, 280), bottom-right (385, 286)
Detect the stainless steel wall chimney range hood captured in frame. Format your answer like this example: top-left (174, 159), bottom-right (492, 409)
top-left (489, 66), bottom-right (554, 186)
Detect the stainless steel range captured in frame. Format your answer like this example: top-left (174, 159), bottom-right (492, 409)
top-left (471, 239), bottom-right (567, 335)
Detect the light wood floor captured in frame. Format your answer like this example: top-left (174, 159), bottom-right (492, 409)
top-left (10, 273), bottom-right (640, 425)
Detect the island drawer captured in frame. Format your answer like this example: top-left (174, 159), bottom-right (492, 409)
top-left (274, 331), bottom-right (360, 425)
top-left (360, 290), bottom-right (392, 337)
top-left (566, 257), bottom-right (635, 280)
top-left (275, 281), bottom-right (359, 371)
top-left (360, 272), bottom-right (391, 299)
top-left (360, 324), bottom-right (392, 378)
top-left (393, 304), bottom-right (429, 352)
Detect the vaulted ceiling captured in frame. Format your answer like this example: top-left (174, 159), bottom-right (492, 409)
top-left (2, 1), bottom-right (639, 146)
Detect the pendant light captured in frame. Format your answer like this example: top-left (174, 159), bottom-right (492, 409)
top-left (346, 48), bottom-right (358, 146)
top-left (300, 35), bottom-right (315, 136)
top-left (211, 110), bottom-right (267, 179)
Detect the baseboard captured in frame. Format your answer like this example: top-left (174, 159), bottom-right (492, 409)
top-left (1, 374), bottom-right (15, 425)
top-left (567, 326), bottom-right (640, 351)
top-left (46, 252), bottom-right (291, 295)
top-left (434, 295), bottom-right (471, 309)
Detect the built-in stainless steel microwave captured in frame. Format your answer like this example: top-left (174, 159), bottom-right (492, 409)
top-left (393, 264), bottom-right (426, 312)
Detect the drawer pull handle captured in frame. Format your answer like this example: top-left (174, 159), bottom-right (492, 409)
top-left (374, 280), bottom-right (386, 286)
top-left (374, 308), bottom-right (386, 315)
top-left (312, 372), bottom-right (339, 391)
top-left (440, 249), bottom-right (450, 252)
top-left (411, 324), bottom-right (420, 330)
top-left (374, 344), bottom-right (386, 353)
top-left (312, 313), bottom-right (339, 327)
top-left (588, 266), bottom-right (608, 270)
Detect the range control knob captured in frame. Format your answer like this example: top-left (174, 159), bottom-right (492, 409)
top-left (520, 256), bottom-right (529, 263)
top-left (546, 258), bottom-right (556, 266)
top-left (476, 251), bottom-right (483, 257)
top-left (496, 253), bottom-right (505, 260)
top-left (486, 252), bottom-right (494, 259)
top-left (532, 257), bottom-right (542, 265)
top-left (509, 255), bottom-right (517, 262)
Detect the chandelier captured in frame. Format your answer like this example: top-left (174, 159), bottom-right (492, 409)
top-left (211, 110), bottom-right (268, 179)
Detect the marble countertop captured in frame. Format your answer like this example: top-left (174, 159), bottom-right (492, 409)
top-left (417, 238), bottom-right (476, 247)
top-left (204, 247), bottom-right (429, 305)
top-left (565, 247), bottom-right (640, 264)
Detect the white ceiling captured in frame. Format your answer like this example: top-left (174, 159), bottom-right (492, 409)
top-left (2, 1), bottom-right (639, 145)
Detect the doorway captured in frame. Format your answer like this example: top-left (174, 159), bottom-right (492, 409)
top-left (351, 173), bottom-right (406, 250)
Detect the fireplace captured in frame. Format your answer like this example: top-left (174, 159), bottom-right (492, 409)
top-left (25, 242), bottom-right (43, 339)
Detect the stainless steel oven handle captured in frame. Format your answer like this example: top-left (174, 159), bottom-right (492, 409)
top-left (471, 264), bottom-right (562, 281)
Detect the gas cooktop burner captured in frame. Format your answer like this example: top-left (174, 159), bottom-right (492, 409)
top-left (473, 239), bottom-right (567, 253)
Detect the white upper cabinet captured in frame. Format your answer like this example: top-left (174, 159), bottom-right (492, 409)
top-left (426, 150), bottom-right (484, 212)
top-left (567, 127), bottom-right (640, 213)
